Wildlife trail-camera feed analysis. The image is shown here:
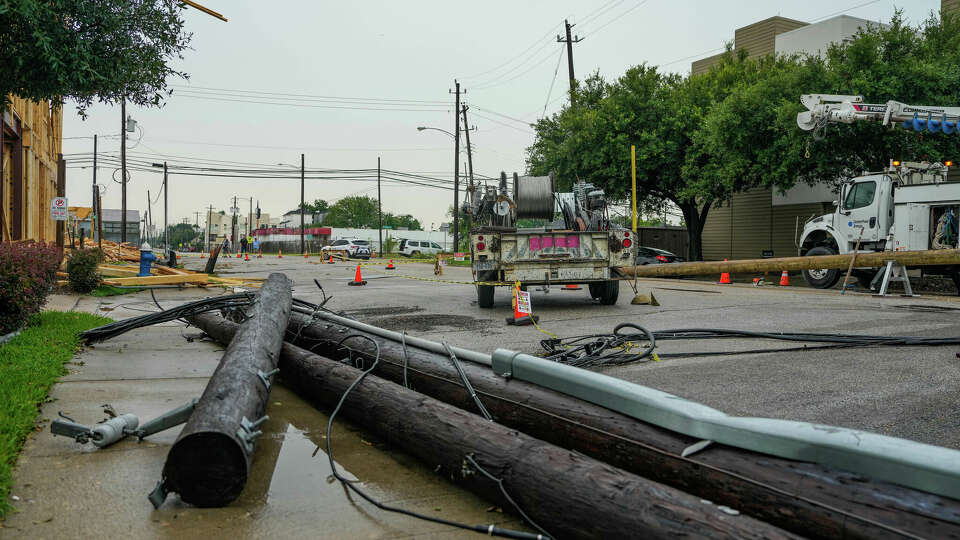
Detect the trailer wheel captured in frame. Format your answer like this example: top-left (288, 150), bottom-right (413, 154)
top-left (477, 285), bottom-right (495, 308)
top-left (598, 280), bottom-right (620, 305)
top-left (588, 282), bottom-right (603, 300)
top-left (802, 246), bottom-right (841, 289)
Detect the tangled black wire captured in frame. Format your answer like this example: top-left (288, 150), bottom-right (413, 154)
top-left (542, 324), bottom-right (960, 367)
top-left (541, 323), bottom-right (656, 368)
top-left (79, 292), bottom-right (257, 343)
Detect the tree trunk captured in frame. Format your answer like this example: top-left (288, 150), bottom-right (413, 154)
top-left (190, 313), bottom-right (798, 539)
top-left (156, 273), bottom-right (292, 508)
top-left (676, 199), bottom-right (709, 261)
top-left (187, 311), bottom-right (960, 540)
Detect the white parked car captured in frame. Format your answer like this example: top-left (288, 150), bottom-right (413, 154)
top-left (321, 238), bottom-right (372, 259)
top-left (398, 239), bottom-right (442, 257)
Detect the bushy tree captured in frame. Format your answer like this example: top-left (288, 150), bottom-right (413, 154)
top-left (1, 0), bottom-right (193, 113)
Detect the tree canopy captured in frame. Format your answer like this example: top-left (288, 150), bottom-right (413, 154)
top-left (322, 195), bottom-right (422, 230)
top-left (526, 11), bottom-right (960, 260)
top-left (1, 0), bottom-right (193, 113)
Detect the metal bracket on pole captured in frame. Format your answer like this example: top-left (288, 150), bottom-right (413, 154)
top-left (256, 368), bottom-right (280, 391)
top-left (134, 399), bottom-right (198, 440)
top-left (236, 415), bottom-right (268, 453)
top-left (148, 480), bottom-right (169, 509)
top-left (873, 260), bottom-right (915, 297)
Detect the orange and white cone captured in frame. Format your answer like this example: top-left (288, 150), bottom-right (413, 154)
top-left (719, 259), bottom-right (731, 284)
top-left (304, 251), bottom-right (309, 259)
top-left (200, 251), bottom-right (205, 259)
top-left (779, 270), bottom-right (790, 286)
top-left (278, 249), bottom-right (283, 258)
top-left (177, 252), bottom-right (181, 261)
top-left (348, 264), bottom-right (367, 286)
top-left (385, 259), bottom-right (396, 270)
top-left (245, 252), bottom-right (250, 261)
top-left (328, 254), bottom-right (334, 264)
top-left (237, 252), bottom-right (242, 259)
top-left (505, 284), bottom-right (538, 326)
top-left (257, 250), bottom-right (262, 259)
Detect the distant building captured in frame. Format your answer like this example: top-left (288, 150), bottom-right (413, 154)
top-left (78, 209), bottom-right (140, 245)
top-left (281, 208), bottom-right (325, 226)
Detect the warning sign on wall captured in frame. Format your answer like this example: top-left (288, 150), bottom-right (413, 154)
top-left (50, 197), bottom-right (68, 221)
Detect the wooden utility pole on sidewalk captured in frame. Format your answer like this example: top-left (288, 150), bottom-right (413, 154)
top-left (451, 80), bottom-right (462, 251)
top-left (461, 105), bottom-right (474, 200)
top-left (120, 99), bottom-right (127, 243)
top-left (557, 20), bottom-right (582, 105)
top-left (163, 162), bottom-right (168, 251)
top-left (56, 154), bottom-right (65, 253)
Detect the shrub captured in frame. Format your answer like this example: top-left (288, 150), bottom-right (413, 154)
top-left (66, 248), bottom-right (102, 293)
top-left (0, 242), bottom-right (61, 335)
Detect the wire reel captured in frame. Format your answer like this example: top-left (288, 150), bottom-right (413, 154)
top-left (514, 174), bottom-right (555, 219)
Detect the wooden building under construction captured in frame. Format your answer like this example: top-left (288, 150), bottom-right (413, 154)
top-left (2, 95), bottom-right (63, 242)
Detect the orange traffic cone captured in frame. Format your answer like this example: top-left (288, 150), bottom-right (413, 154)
top-left (506, 285), bottom-right (538, 326)
top-left (200, 251), bottom-right (205, 259)
top-left (385, 259), bottom-right (396, 270)
top-left (278, 249), bottom-right (283, 258)
top-left (177, 252), bottom-right (181, 260)
top-left (348, 264), bottom-right (367, 286)
top-left (719, 259), bottom-right (731, 284)
top-left (328, 254), bottom-right (334, 264)
top-left (779, 270), bottom-right (790, 286)
top-left (237, 252), bottom-right (242, 259)
top-left (245, 252), bottom-right (250, 261)
top-left (257, 250), bottom-right (262, 259)
top-left (304, 251), bottom-right (309, 259)
top-left (563, 283), bottom-right (582, 291)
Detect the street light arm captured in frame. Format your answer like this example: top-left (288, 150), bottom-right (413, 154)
top-left (417, 126), bottom-right (456, 138)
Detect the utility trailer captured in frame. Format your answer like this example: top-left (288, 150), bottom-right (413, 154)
top-left (467, 173), bottom-right (635, 307)
top-left (796, 94), bottom-right (960, 290)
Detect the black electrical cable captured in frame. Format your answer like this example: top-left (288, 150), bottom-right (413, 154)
top-left (325, 335), bottom-right (548, 540)
top-left (442, 342), bottom-right (493, 421)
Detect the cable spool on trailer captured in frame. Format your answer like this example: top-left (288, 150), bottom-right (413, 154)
top-left (514, 174), bottom-right (555, 220)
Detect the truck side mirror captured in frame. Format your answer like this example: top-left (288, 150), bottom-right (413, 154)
top-left (832, 200), bottom-right (839, 206)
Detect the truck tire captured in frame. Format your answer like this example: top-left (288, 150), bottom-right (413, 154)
top-left (588, 282), bottom-right (602, 300)
top-left (802, 246), bottom-right (841, 289)
top-left (599, 280), bottom-right (620, 305)
top-left (477, 285), bottom-right (494, 308)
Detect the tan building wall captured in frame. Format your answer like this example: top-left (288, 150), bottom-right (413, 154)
top-left (945, 0), bottom-right (959, 15)
top-left (690, 16), bottom-right (807, 75)
top-left (702, 188), bottom-right (832, 261)
top-left (2, 96), bottom-right (63, 242)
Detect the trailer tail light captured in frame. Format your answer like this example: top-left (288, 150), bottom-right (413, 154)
top-left (892, 160), bottom-right (901, 166)
top-left (946, 161), bottom-right (954, 167)
top-left (477, 242), bottom-right (486, 251)
top-left (478, 235), bottom-right (484, 241)
top-left (622, 238), bottom-right (632, 248)
top-left (656, 255), bottom-right (669, 263)
top-left (624, 231), bottom-right (630, 237)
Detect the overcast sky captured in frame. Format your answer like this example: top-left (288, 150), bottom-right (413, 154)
top-left (62, 0), bottom-right (939, 231)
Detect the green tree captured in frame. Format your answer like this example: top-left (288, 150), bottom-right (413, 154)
top-left (323, 196), bottom-right (379, 228)
top-left (1, 0), bottom-right (193, 113)
top-left (384, 213), bottom-right (422, 230)
top-left (301, 199), bottom-right (329, 214)
top-left (166, 223), bottom-right (198, 247)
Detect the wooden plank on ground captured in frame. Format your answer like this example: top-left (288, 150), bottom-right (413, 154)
top-left (98, 265), bottom-right (140, 277)
top-left (106, 274), bottom-right (209, 286)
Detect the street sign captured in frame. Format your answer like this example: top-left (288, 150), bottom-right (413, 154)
top-left (454, 252), bottom-right (465, 261)
top-left (50, 197), bottom-right (68, 221)
top-left (382, 225), bottom-right (393, 229)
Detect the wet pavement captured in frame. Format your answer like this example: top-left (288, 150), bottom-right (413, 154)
top-left (4, 253), bottom-right (960, 537)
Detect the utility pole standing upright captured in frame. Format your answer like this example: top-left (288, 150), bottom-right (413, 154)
top-left (451, 80), bottom-right (462, 252)
top-left (300, 153), bottom-right (305, 255)
top-left (92, 134), bottom-right (97, 243)
top-left (557, 20), bottom-right (582, 105)
top-left (206, 205), bottom-right (213, 253)
top-left (232, 195), bottom-right (238, 247)
top-left (120, 99), bottom-right (127, 243)
top-left (163, 162), bottom-right (168, 252)
top-left (146, 191), bottom-right (153, 243)
top-left (377, 156), bottom-right (382, 254)
top-left (461, 105), bottom-right (475, 206)
top-left (248, 198), bottom-right (253, 237)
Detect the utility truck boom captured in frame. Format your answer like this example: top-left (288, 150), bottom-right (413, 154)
top-left (798, 94), bottom-right (960, 134)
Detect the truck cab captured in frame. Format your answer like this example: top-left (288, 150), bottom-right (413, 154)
top-left (798, 161), bottom-right (958, 289)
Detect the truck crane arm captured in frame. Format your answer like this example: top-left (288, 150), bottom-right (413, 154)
top-left (797, 94), bottom-right (960, 134)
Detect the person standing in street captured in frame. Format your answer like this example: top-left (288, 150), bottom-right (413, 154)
top-left (240, 235), bottom-right (248, 254)
top-left (252, 236), bottom-right (260, 253)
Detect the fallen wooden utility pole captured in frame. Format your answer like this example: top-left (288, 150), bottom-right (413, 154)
top-left (617, 248), bottom-right (960, 278)
top-left (196, 311), bottom-right (960, 540)
top-left (190, 314), bottom-right (798, 539)
top-left (151, 273), bottom-right (292, 508)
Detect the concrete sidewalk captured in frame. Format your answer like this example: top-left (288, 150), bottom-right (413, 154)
top-left (1, 289), bottom-right (525, 539)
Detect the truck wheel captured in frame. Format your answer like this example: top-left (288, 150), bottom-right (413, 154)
top-left (802, 246), bottom-right (841, 289)
top-left (599, 280), bottom-right (620, 305)
top-left (477, 285), bottom-right (494, 308)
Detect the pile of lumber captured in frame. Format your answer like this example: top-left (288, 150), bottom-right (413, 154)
top-left (67, 238), bottom-right (141, 262)
top-left (56, 261), bottom-right (263, 289)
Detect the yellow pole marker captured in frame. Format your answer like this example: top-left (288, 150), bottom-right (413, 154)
top-left (631, 144), bottom-right (637, 233)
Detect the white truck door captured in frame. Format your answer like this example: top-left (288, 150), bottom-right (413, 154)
top-left (839, 177), bottom-right (882, 246)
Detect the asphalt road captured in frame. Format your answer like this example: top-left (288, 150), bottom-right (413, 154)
top-left (200, 254), bottom-right (960, 448)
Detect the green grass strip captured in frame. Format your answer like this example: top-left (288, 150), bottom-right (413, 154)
top-left (90, 285), bottom-right (143, 297)
top-left (0, 311), bottom-right (111, 518)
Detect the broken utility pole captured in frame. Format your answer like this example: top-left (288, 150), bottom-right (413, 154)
top-left (152, 273), bottom-right (292, 508)
top-left (451, 80), bottom-right (462, 252)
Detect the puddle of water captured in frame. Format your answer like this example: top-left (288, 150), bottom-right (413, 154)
top-left (369, 314), bottom-right (494, 333)
top-left (151, 386), bottom-right (526, 538)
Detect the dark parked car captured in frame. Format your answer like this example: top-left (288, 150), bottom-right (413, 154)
top-left (635, 246), bottom-right (684, 265)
